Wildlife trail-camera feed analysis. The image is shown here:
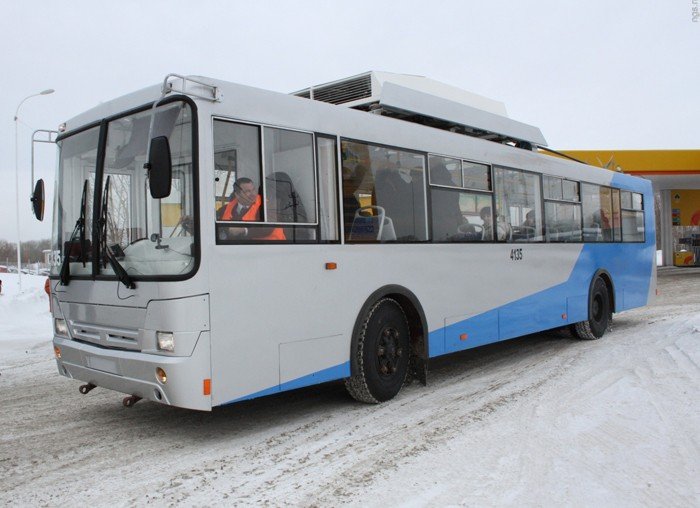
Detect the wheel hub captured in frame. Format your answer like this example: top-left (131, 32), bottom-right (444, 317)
top-left (592, 295), bottom-right (603, 321)
top-left (377, 327), bottom-right (402, 376)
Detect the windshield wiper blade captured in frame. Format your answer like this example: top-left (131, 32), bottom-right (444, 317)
top-left (99, 176), bottom-right (109, 269)
top-left (105, 248), bottom-right (136, 290)
top-left (99, 176), bottom-right (136, 290)
top-left (59, 179), bottom-right (89, 285)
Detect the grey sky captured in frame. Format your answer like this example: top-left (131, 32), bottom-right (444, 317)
top-left (1, 0), bottom-right (698, 240)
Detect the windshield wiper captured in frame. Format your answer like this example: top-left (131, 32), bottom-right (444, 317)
top-left (99, 175), bottom-right (136, 290)
top-left (59, 179), bottom-right (89, 285)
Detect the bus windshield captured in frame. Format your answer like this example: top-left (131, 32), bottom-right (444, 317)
top-left (51, 100), bottom-right (197, 279)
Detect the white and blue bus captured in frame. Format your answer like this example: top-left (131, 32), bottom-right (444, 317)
top-left (43, 72), bottom-right (656, 410)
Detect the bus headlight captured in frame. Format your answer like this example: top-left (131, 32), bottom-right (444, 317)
top-left (54, 318), bottom-right (68, 337)
top-left (157, 331), bottom-right (175, 352)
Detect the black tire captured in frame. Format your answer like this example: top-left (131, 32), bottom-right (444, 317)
top-left (345, 298), bottom-right (410, 403)
top-left (571, 277), bottom-right (611, 340)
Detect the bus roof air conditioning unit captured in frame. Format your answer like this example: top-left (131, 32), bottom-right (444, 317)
top-left (291, 71), bottom-right (547, 148)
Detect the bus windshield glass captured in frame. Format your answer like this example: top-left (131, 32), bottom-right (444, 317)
top-left (51, 100), bottom-right (197, 279)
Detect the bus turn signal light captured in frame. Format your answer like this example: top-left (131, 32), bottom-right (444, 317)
top-left (203, 379), bottom-right (211, 396)
top-left (54, 346), bottom-right (61, 359)
top-left (156, 367), bottom-right (167, 384)
top-left (325, 262), bottom-right (337, 270)
top-left (460, 333), bottom-right (468, 341)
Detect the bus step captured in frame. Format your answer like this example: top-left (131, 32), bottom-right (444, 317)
top-left (78, 383), bottom-right (97, 395)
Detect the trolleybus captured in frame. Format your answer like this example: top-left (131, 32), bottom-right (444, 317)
top-left (40, 72), bottom-right (656, 410)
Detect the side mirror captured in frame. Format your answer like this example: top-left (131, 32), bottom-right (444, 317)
top-left (147, 136), bottom-right (172, 199)
top-left (31, 179), bottom-right (45, 221)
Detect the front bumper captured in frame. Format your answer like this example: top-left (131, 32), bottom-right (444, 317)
top-left (54, 331), bottom-right (212, 411)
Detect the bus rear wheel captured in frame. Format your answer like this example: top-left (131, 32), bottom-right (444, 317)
top-left (572, 276), bottom-right (611, 340)
top-left (345, 298), bottom-right (410, 403)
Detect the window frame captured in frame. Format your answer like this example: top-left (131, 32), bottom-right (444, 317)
top-left (492, 164), bottom-right (546, 243)
top-left (213, 116), bottom-right (325, 245)
top-left (428, 153), bottom-right (493, 193)
top-left (315, 133), bottom-right (342, 243)
top-left (50, 95), bottom-right (201, 283)
top-left (620, 190), bottom-right (646, 243)
top-left (340, 137), bottom-right (430, 244)
top-left (427, 153), bottom-right (495, 243)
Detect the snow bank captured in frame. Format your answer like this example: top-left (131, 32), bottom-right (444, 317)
top-left (0, 273), bottom-right (52, 365)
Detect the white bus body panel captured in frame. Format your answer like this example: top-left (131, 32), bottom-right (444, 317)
top-left (53, 76), bottom-right (655, 409)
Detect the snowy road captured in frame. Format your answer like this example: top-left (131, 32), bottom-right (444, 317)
top-left (1, 270), bottom-right (699, 506)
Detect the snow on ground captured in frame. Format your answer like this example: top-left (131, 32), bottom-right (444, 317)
top-left (1, 269), bottom-right (699, 506)
top-left (0, 273), bottom-right (52, 365)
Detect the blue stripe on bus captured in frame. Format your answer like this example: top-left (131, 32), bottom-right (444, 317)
top-left (219, 361), bottom-right (351, 406)
top-left (429, 234), bottom-right (655, 357)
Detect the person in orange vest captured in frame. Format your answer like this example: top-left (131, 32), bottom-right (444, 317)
top-left (219, 178), bottom-right (285, 241)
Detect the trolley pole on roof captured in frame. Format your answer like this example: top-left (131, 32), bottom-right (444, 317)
top-left (14, 88), bottom-right (54, 292)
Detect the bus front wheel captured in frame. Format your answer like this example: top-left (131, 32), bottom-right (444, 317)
top-left (345, 298), bottom-right (410, 403)
top-left (572, 276), bottom-right (611, 340)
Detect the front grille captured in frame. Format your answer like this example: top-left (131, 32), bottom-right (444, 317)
top-left (70, 320), bottom-right (140, 350)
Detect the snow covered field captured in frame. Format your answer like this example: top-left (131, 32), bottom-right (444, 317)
top-left (1, 270), bottom-right (699, 506)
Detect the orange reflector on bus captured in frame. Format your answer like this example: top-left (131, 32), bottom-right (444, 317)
top-left (203, 379), bottom-right (211, 396)
top-left (460, 333), bottom-right (468, 341)
top-left (325, 262), bottom-right (337, 270)
top-left (562, 313), bottom-right (567, 320)
top-left (54, 346), bottom-right (61, 359)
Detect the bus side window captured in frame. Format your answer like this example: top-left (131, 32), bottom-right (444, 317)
top-left (581, 183), bottom-right (621, 243)
top-left (341, 140), bottom-right (427, 243)
top-left (214, 121), bottom-right (320, 243)
top-left (494, 167), bottom-right (543, 242)
top-left (263, 127), bottom-right (316, 227)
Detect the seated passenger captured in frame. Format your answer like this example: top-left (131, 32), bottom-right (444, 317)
top-left (480, 206), bottom-right (511, 241)
top-left (515, 210), bottom-right (536, 240)
top-left (522, 210), bottom-right (536, 229)
top-left (480, 206), bottom-right (494, 240)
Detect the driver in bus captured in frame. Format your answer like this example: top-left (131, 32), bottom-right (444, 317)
top-left (219, 177), bottom-right (285, 240)
top-left (220, 178), bottom-right (260, 222)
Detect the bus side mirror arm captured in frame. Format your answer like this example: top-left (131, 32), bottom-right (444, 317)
top-left (30, 129), bottom-right (57, 222)
top-left (145, 136), bottom-right (172, 199)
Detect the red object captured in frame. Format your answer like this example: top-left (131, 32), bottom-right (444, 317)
top-left (45, 278), bottom-right (51, 311)
top-left (691, 210), bottom-right (700, 226)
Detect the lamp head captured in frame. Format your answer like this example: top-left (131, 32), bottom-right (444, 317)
top-left (40, 89), bottom-right (55, 95)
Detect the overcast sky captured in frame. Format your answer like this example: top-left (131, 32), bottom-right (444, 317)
top-left (1, 0), bottom-right (698, 241)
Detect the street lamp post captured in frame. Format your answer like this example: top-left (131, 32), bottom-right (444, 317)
top-left (14, 89), bottom-right (54, 292)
